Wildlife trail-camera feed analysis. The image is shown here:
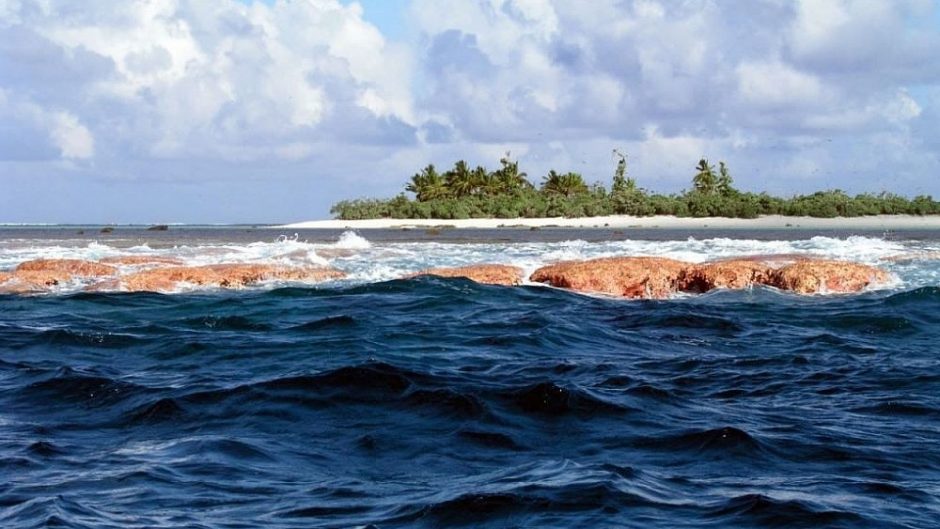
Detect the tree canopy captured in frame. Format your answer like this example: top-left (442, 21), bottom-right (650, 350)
top-left (331, 154), bottom-right (940, 220)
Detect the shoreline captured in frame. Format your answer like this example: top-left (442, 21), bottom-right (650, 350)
top-left (277, 214), bottom-right (940, 230)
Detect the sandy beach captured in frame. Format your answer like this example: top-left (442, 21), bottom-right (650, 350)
top-left (279, 214), bottom-right (940, 230)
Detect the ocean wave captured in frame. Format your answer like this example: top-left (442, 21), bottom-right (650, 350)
top-left (388, 481), bottom-right (656, 527)
top-left (0, 231), bottom-right (937, 295)
top-left (707, 493), bottom-right (867, 527)
top-left (332, 230), bottom-right (372, 250)
top-left (635, 426), bottom-right (772, 459)
top-left (20, 370), bottom-right (146, 408)
top-left (2, 234), bottom-right (939, 528)
top-left (502, 381), bottom-right (633, 417)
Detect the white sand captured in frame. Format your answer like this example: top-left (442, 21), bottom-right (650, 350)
top-left (278, 215), bottom-right (940, 230)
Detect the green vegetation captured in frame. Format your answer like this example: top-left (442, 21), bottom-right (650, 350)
top-left (331, 152), bottom-right (940, 220)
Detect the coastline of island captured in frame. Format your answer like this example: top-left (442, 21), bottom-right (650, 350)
top-left (277, 214), bottom-right (940, 230)
top-left (322, 154), bottom-right (940, 229)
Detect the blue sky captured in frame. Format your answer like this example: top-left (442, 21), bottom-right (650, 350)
top-left (1, 0), bottom-right (939, 223)
top-left (346, 0), bottom-right (408, 40)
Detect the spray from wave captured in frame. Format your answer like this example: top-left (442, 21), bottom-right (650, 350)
top-left (0, 230), bottom-right (937, 294)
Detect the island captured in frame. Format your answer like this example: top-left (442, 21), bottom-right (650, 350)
top-left (327, 153), bottom-right (940, 222)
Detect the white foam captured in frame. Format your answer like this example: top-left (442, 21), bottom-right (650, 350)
top-left (163, 235), bottom-right (332, 268)
top-left (332, 231), bottom-right (372, 250)
top-left (0, 234), bottom-right (937, 294)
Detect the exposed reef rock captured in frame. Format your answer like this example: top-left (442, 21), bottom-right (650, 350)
top-left (120, 264), bottom-right (346, 292)
top-left (530, 256), bottom-right (890, 298)
top-left (415, 264), bottom-right (524, 286)
top-left (0, 270), bottom-right (48, 294)
top-left (0, 272), bottom-right (26, 294)
top-left (721, 253), bottom-right (814, 266)
top-left (2, 260), bottom-right (345, 294)
top-left (16, 259), bottom-right (117, 277)
top-left (769, 260), bottom-right (889, 294)
top-left (11, 259), bottom-right (118, 287)
top-left (530, 257), bottom-right (690, 299)
top-left (2, 254), bottom-right (891, 297)
top-left (679, 260), bottom-right (775, 292)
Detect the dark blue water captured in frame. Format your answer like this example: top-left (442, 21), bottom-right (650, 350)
top-left (2, 279), bottom-right (939, 528)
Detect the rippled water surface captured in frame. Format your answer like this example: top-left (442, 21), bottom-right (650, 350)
top-left (1, 227), bottom-right (939, 528)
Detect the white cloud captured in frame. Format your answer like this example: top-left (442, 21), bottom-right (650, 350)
top-left (786, 0), bottom-right (940, 80)
top-left (402, 0), bottom-right (940, 202)
top-left (506, 0), bottom-right (559, 36)
top-left (788, 0), bottom-right (855, 59)
top-left (1, 0), bottom-right (939, 222)
top-left (630, 125), bottom-right (709, 186)
top-left (0, 88), bottom-right (93, 160)
top-left (1, 0), bottom-right (416, 163)
top-left (736, 61), bottom-right (828, 108)
top-left (40, 0), bottom-right (205, 96)
top-left (49, 111), bottom-right (94, 159)
top-left (883, 90), bottom-right (922, 123)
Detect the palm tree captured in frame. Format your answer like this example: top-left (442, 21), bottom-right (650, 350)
top-left (542, 170), bottom-right (588, 197)
top-left (611, 149), bottom-right (636, 195)
top-left (494, 152), bottom-right (532, 193)
top-left (716, 161), bottom-right (734, 196)
top-left (561, 172), bottom-right (589, 197)
top-left (406, 164), bottom-right (448, 202)
top-left (541, 170), bottom-right (562, 195)
top-left (471, 165), bottom-right (498, 195)
top-left (445, 160), bottom-right (474, 197)
top-left (693, 158), bottom-right (716, 195)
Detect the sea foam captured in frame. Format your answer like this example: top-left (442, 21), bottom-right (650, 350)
top-left (0, 230), bottom-right (936, 294)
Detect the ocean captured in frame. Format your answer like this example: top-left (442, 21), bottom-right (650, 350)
top-left (1, 226), bottom-right (939, 528)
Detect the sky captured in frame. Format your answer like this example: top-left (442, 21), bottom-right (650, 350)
top-left (1, 0), bottom-right (939, 223)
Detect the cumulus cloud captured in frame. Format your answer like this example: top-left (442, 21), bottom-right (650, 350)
top-left (0, 88), bottom-right (94, 160)
top-left (408, 0), bottom-right (940, 196)
top-left (48, 111), bottom-right (95, 159)
top-left (0, 0), bottom-right (938, 222)
top-left (0, 0), bottom-right (416, 165)
top-left (736, 61), bottom-right (828, 110)
top-left (786, 0), bottom-right (940, 78)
